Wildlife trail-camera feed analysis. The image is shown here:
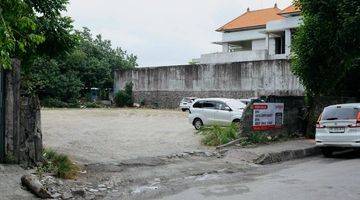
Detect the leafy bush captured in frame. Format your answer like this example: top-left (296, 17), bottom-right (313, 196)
top-left (197, 124), bottom-right (239, 146)
top-left (114, 82), bottom-right (134, 107)
top-left (82, 102), bottom-right (102, 108)
top-left (197, 124), bottom-right (288, 147)
top-left (239, 132), bottom-right (273, 146)
top-left (38, 149), bottom-right (80, 179)
top-left (41, 98), bottom-right (80, 108)
top-left (42, 98), bottom-right (69, 108)
top-left (22, 28), bottom-right (137, 107)
top-left (140, 98), bottom-right (146, 106)
top-left (5, 153), bottom-right (17, 164)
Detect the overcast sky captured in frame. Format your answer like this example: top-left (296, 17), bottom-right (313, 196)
top-left (67, 0), bottom-right (292, 67)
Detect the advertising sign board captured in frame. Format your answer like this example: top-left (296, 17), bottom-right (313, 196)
top-left (252, 103), bottom-right (284, 131)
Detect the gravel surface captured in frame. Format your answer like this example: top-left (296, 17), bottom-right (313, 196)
top-left (42, 108), bottom-right (208, 164)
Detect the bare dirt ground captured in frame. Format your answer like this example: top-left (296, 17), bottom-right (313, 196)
top-left (42, 108), bottom-right (208, 164)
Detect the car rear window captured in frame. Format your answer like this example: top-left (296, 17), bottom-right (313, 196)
top-left (182, 98), bottom-right (192, 103)
top-left (321, 107), bottom-right (359, 120)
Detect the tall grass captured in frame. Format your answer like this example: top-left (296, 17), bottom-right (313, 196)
top-left (38, 148), bottom-right (80, 179)
top-left (197, 124), bottom-right (239, 146)
top-left (197, 124), bottom-right (285, 147)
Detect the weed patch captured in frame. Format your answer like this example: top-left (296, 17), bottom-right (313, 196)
top-left (197, 124), bottom-right (291, 147)
top-left (197, 124), bottom-right (239, 146)
top-left (37, 148), bottom-right (80, 179)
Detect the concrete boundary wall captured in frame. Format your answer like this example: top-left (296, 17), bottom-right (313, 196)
top-left (114, 60), bottom-right (304, 108)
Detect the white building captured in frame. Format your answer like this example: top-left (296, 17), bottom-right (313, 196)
top-left (197, 5), bottom-right (301, 64)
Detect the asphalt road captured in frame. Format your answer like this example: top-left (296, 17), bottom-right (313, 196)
top-left (161, 152), bottom-right (360, 200)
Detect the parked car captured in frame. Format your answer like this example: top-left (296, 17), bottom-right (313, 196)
top-left (179, 97), bottom-right (197, 111)
top-left (316, 103), bottom-right (360, 157)
top-left (188, 98), bottom-right (247, 130)
top-left (239, 97), bottom-right (261, 105)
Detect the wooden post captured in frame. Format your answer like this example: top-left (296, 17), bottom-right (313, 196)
top-left (4, 59), bottom-right (21, 163)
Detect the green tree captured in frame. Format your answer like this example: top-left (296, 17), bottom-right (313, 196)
top-left (292, 0), bottom-right (360, 98)
top-left (0, 0), bottom-right (75, 69)
top-left (292, 0), bottom-right (360, 136)
top-left (24, 28), bottom-right (137, 107)
top-left (70, 28), bottom-right (137, 90)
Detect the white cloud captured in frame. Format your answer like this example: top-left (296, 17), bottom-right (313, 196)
top-left (67, 0), bottom-right (292, 66)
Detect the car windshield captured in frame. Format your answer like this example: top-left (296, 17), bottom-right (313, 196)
top-left (225, 100), bottom-right (246, 110)
top-left (321, 107), bottom-right (359, 120)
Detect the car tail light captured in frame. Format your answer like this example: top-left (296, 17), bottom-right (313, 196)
top-left (349, 111), bottom-right (360, 128)
top-left (316, 113), bottom-right (325, 128)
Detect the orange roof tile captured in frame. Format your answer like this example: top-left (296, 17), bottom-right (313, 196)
top-left (217, 7), bottom-right (284, 32)
top-left (279, 5), bottom-right (301, 15)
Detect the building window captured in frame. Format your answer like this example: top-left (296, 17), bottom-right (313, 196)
top-left (275, 32), bottom-right (285, 54)
top-left (228, 40), bottom-right (252, 52)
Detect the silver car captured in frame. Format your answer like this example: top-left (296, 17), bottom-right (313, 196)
top-left (179, 97), bottom-right (197, 112)
top-left (316, 103), bottom-right (360, 157)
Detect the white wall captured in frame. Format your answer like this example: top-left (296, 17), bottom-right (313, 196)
top-left (266, 16), bottom-right (302, 32)
top-left (252, 39), bottom-right (266, 50)
top-left (222, 28), bottom-right (266, 43)
top-left (268, 38), bottom-right (276, 55)
top-left (199, 50), bottom-right (268, 64)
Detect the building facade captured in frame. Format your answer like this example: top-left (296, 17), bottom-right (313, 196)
top-left (197, 5), bottom-right (301, 64)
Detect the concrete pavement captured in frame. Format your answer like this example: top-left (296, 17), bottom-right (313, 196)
top-left (160, 152), bottom-right (360, 200)
top-left (0, 165), bottom-right (36, 200)
top-left (224, 139), bottom-right (319, 165)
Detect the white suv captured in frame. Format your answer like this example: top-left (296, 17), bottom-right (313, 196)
top-left (179, 97), bottom-right (197, 112)
top-left (188, 98), bottom-right (246, 130)
top-left (316, 103), bottom-right (360, 157)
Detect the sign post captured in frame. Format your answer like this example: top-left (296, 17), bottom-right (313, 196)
top-left (252, 103), bottom-right (284, 131)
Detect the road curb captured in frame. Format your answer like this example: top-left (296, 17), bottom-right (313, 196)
top-left (254, 146), bottom-right (321, 165)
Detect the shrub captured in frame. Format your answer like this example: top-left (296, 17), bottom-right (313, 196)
top-left (42, 98), bottom-right (68, 108)
top-left (38, 148), bottom-right (80, 179)
top-left (197, 124), bottom-right (239, 146)
top-left (114, 82), bottom-right (134, 107)
top-left (197, 124), bottom-right (288, 147)
top-left (140, 98), bottom-right (146, 106)
top-left (53, 154), bottom-right (79, 179)
top-left (82, 102), bottom-right (102, 108)
top-left (239, 132), bottom-right (273, 146)
top-left (41, 98), bottom-right (81, 108)
top-left (5, 153), bottom-right (17, 164)
top-left (114, 91), bottom-right (129, 107)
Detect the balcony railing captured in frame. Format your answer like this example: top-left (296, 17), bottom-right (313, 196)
top-left (199, 50), bottom-right (288, 64)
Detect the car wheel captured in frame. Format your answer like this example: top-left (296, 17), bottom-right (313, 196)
top-left (193, 118), bottom-right (203, 130)
top-left (321, 147), bottom-right (334, 158)
top-left (181, 108), bottom-right (187, 112)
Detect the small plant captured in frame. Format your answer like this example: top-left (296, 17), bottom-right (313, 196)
top-left (114, 82), bottom-right (134, 107)
top-left (246, 132), bottom-right (272, 144)
top-left (197, 124), bottom-right (239, 146)
top-left (239, 132), bottom-right (286, 146)
top-left (5, 153), bottom-right (17, 164)
top-left (140, 98), bottom-right (146, 106)
top-left (53, 154), bottom-right (79, 179)
top-left (37, 148), bottom-right (80, 179)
